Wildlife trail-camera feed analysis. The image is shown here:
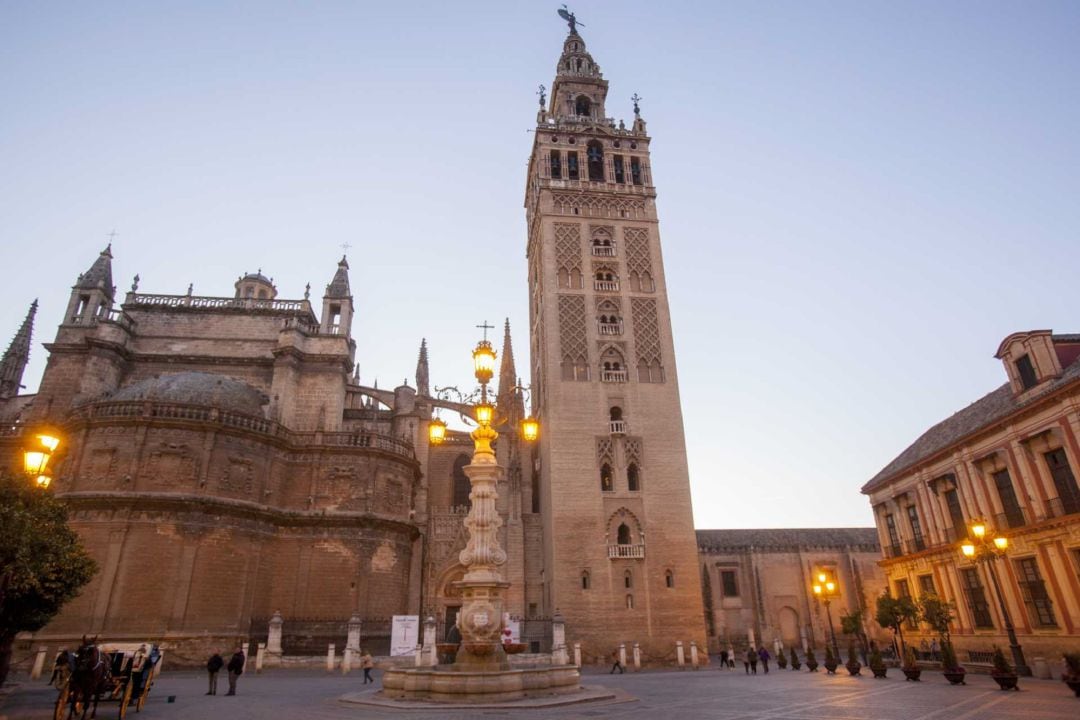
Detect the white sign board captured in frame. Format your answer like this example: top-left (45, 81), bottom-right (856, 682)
top-left (502, 613), bottom-right (521, 643)
top-left (390, 615), bottom-right (419, 657)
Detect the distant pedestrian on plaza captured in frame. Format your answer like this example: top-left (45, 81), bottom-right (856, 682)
top-left (361, 649), bottom-right (375, 684)
top-left (719, 648), bottom-right (728, 668)
top-left (930, 638), bottom-right (939, 660)
top-left (746, 647), bottom-right (757, 674)
top-left (727, 645), bottom-right (736, 669)
top-left (225, 647), bottom-right (245, 696)
top-left (206, 652), bottom-right (224, 695)
top-left (610, 649), bottom-right (625, 674)
top-left (758, 646), bottom-right (771, 674)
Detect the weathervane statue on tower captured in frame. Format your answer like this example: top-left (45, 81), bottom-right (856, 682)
top-left (557, 5), bottom-right (583, 34)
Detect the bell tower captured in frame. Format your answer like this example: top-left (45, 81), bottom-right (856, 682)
top-left (525, 20), bottom-right (705, 657)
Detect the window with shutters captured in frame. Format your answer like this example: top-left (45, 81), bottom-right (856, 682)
top-left (918, 574), bottom-right (936, 596)
top-left (720, 569), bottom-right (739, 598)
top-left (1044, 448), bottom-right (1080, 515)
top-left (896, 579), bottom-right (918, 629)
top-left (885, 514), bottom-right (901, 556)
top-left (959, 568), bottom-right (994, 628)
top-left (906, 505), bottom-right (926, 551)
top-left (1015, 557), bottom-right (1057, 627)
top-left (1015, 354), bottom-right (1038, 390)
top-left (993, 469), bottom-right (1026, 528)
top-left (944, 488), bottom-right (967, 541)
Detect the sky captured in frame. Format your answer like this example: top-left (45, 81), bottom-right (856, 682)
top-left (2, 1), bottom-right (1078, 530)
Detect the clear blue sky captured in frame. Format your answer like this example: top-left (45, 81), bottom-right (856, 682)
top-left (2, 1), bottom-right (1078, 529)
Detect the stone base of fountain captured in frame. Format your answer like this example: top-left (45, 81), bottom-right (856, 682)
top-left (377, 664), bottom-right (582, 704)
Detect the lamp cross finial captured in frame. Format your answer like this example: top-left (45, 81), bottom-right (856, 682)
top-left (340, 242), bottom-right (352, 253)
top-left (476, 320), bottom-right (495, 341)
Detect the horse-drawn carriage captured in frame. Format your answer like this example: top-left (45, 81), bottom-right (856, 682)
top-left (52, 639), bottom-right (161, 720)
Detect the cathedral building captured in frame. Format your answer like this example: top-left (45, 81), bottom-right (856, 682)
top-left (0, 23), bottom-right (707, 665)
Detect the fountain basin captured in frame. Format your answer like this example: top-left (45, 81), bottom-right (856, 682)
top-left (379, 664), bottom-right (582, 703)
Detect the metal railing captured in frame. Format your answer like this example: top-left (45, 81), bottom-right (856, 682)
top-left (994, 506), bottom-right (1029, 530)
top-left (883, 543), bottom-right (903, 559)
top-left (905, 537), bottom-right (927, 554)
top-left (608, 544), bottom-right (645, 559)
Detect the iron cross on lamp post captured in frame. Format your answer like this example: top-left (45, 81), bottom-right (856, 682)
top-left (960, 519), bottom-right (1031, 676)
top-left (812, 570), bottom-right (841, 662)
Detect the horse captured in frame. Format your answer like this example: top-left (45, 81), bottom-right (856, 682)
top-left (67, 636), bottom-right (112, 720)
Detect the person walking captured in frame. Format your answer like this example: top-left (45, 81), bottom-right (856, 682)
top-left (360, 649), bottom-right (375, 685)
top-left (609, 649), bottom-right (624, 674)
top-left (757, 646), bottom-right (771, 674)
top-left (206, 652), bottom-right (224, 695)
top-left (727, 644), bottom-right (736, 669)
top-left (719, 648), bottom-right (728, 669)
top-left (746, 647), bottom-right (758, 675)
top-left (225, 646), bottom-right (245, 696)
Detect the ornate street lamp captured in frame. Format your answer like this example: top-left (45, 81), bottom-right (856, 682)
top-left (812, 570), bottom-right (841, 661)
top-left (427, 417), bottom-right (448, 445)
top-left (22, 429), bottom-right (61, 489)
top-left (960, 518), bottom-right (1030, 676)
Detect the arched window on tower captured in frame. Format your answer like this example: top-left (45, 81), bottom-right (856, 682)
top-left (575, 95), bottom-right (591, 117)
top-left (609, 406), bottom-right (625, 434)
top-left (567, 152), bottom-right (580, 180)
top-left (665, 569), bottom-right (675, 588)
top-left (452, 453), bottom-right (471, 509)
top-left (581, 570), bottom-right (591, 590)
top-left (626, 594), bottom-right (634, 609)
top-left (601, 347), bottom-right (627, 383)
top-left (617, 522), bottom-right (632, 546)
top-left (586, 141), bottom-right (604, 181)
top-left (624, 569), bottom-right (633, 589)
top-left (549, 149), bottom-right (562, 179)
top-left (600, 463), bottom-right (614, 492)
top-left (627, 463), bottom-right (641, 492)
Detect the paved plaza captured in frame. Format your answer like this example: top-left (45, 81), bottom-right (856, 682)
top-left (3, 665), bottom-right (1079, 720)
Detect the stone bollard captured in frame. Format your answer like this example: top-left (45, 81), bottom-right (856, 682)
top-left (1033, 657), bottom-right (1051, 679)
top-left (414, 644), bottom-right (424, 667)
top-left (347, 613), bottom-right (362, 654)
top-left (551, 611), bottom-right (570, 665)
top-left (619, 642), bottom-right (627, 669)
top-left (342, 648), bottom-right (352, 675)
top-left (422, 616), bottom-right (437, 667)
top-left (266, 611), bottom-right (284, 667)
top-left (633, 642), bottom-right (641, 671)
top-left (690, 640), bottom-right (699, 670)
top-left (326, 643), bottom-right (336, 672)
top-left (30, 647), bottom-right (48, 680)
top-left (255, 643), bottom-right (266, 674)
top-left (676, 640), bottom-right (685, 668)
top-left (573, 642), bottom-right (582, 668)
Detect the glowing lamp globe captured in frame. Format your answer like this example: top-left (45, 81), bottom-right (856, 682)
top-left (825, 581), bottom-right (835, 593)
top-left (23, 432), bottom-right (61, 477)
top-left (521, 416), bottom-right (539, 442)
top-left (35, 475), bottom-right (52, 489)
top-left (993, 536), bottom-right (1008, 551)
top-left (428, 418), bottom-right (447, 445)
top-left (474, 402), bottom-right (495, 426)
top-left (472, 340), bottom-right (496, 384)
top-left (812, 584), bottom-right (822, 595)
top-left (971, 522), bottom-right (986, 539)
top-left (961, 542), bottom-right (976, 558)
top-left (817, 572), bottom-right (827, 584)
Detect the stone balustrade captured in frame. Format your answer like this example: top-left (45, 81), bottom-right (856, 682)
top-left (126, 292), bottom-right (308, 314)
top-left (607, 543), bottom-right (646, 559)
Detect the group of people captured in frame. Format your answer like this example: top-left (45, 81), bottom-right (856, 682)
top-left (716, 646), bottom-right (773, 674)
top-left (205, 648), bottom-right (246, 696)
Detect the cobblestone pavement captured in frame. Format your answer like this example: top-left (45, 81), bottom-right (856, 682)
top-left (3, 665), bottom-right (1078, 720)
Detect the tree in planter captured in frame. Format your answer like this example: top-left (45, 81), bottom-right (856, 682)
top-left (1062, 652), bottom-right (1080, 697)
top-left (839, 608), bottom-right (869, 664)
top-left (0, 472), bottom-right (96, 686)
top-left (805, 647), bottom-right (819, 671)
top-left (869, 642), bottom-right (887, 678)
top-left (902, 644), bottom-right (922, 681)
top-left (991, 645), bottom-right (1019, 691)
top-left (776, 647), bottom-right (788, 670)
top-left (845, 639), bottom-right (862, 676)
top-left (823, 644), bottom-right (838, 673)
top-left (918, 593), bottom-right (955, 649)
top-left (790, 647), bottom-right (801, 670)
top-left (874, 590), bottom-right (918, 658)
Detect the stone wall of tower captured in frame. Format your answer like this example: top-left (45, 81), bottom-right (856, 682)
top-left (526, 30), bottom-right (705, 661)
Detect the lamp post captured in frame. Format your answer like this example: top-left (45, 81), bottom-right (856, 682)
top-left (21, 428), bottom-right (61, 489)
top-left (426, 332), bottom-right (538, 669)
top-left (960, 519), bottom-right (1030, 676)
top-left (812, 570), bottom-right (841, 661)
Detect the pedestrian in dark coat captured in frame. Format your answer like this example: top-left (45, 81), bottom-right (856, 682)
top-left (225, 647), bottom-right (245, 696)
top-left (609, 649), bottom-right (624, 674)
top-left (746, 647), bottom-right (758, 674)
top-left (206, 653), bottom-right (224, 695)
top-left (758, 646), bottom-right (771, 673)
top-left (719, 649), bottom-right (729, 668)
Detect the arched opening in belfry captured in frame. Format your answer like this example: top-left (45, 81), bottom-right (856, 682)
top-left (587, 141), bottom-right (604, 181)
top-left (617, 522), bottom-right (632, 545)
top-left (575, 95), bottom-right (591, 117)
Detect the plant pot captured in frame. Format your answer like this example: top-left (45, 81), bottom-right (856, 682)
top-left (992, 672), bottom-right (1019, 691)
top-left (1064, 679), bottom-right (1080, 697)
top-left (902, 667), bottom-right (922, 682)
top-left (846, 661), bottom-right (862, 676)
top-left (777, 660), bottom-right (788, 670)
top-left (791, 662), bottom-right (801, 671)
top-left (502, 643), bottom-right (528, 655)
top-left (943, 668), bottom-right (967, 685)
top-left (806, 659), bottom-right (818, 672)
top-left (871, 665), bottom-right (887, 679)
top-left (824, 660), bottom-right (838, 674)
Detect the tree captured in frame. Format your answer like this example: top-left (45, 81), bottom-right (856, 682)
top-left (0, 472), bottom-right (96, 685)
top-left (918, 593), bottom-right (955, 644)
top-left (839, 607), bottom-right (869, 664)
top-left (874, 590), bottom-right (918, 656)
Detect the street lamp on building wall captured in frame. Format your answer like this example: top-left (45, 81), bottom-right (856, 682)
top-left (960, 518), bottom-right (1030, 676)
top-left (21, 428), bottom-right (61, 489)
top-left (812, 569), bottom-right (841, 661)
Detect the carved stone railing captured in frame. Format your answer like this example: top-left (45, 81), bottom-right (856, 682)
top-left (598, 323), bottom-right (622, 336)
top-left (126, 293), bottom-right (309, 314)
top-left (594, 280), bottom-right (619, 292)
top-left (601, 370), bottom-right (628, 383)
top-left (591, 246), bottom-right (616, 257)
top-left (609, 420), bottom-right (627, 435)
top-left (608, 544), bottom-right (645, 559)
top-left (67, 400), bottom-right (414, 460)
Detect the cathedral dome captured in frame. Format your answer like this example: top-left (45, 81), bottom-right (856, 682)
top-left (108, 372), bottom-right (268, 415)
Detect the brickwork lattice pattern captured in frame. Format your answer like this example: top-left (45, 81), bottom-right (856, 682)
top-left (554, 223), bottom-right (583, 276)
top-left (631, 298), bottom-right (662, 365)
top-left (558, 294), bottom-right (588, 363)
top-left (624, 227), bottom-right (652, 278)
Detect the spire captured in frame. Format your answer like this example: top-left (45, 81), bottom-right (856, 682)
top-left (325, 255), bottom-right (351, 298)
top-left (76, 245), bottom-right (115, 300)
top-left (415, 339), bottom-right (430, 397)
top-left (549, 25), bottom-right (609, 122)
top-left (496, 318), bottom-right (523, 419)
top-left (0, 299), bottom-right (37, 400)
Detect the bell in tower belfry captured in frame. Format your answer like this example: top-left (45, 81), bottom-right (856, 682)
top-left (524, 13), bottom-right (705, 659)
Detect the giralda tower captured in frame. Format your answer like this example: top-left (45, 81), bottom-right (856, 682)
top-left (524, 18), bottom-right (705, 657)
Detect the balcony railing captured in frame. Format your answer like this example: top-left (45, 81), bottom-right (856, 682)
top-left (601, 370), bottom-right (628, 383)
top-left (591, 246), bottom-right (616, 257)
top-left (1046, 495), bottom-right (1080, 518)
top-left (904, 537), bottom-right (927, 554)
top-left (598, 323), bottom-right (622, 336)
top-left (994, 506), bottom-right (1029, 530)
top-left (609, 420), bottom-right (627, 435)
top-left (608, 544), bottom-right (645, 559)
top-left (884, 543), bottom-right (903, 559)
top-left (594, 281), bottom-right (619, 292)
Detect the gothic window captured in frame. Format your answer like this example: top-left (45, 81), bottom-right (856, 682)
top-left (567, 152), bottom-right (579, 180)
top-left (75, 294), bottom-right (90, 318)
top-left (550, 149), bottom-right (562, 179)
top-left (630, 157), bottom-right (643, 185)
top-left (613, 155), bottom-right (625, 184)
top-left (627, 463), bottom-right (640, 492)
top-left (600, 346), bottom-right (626, 383)
top-left (594, 268), bottom-right (618, 291)
top-left (1015, 354), bottom-right (1038, 390)
top-left (586, 141), bottom-right (604, 181)
top-left (665, 570), bottom-right (674, 588)
top-left (624, 569), bottom-right (633, 589)
top-left (600, 463), bottom-right (614, 492)
top-left (561, 356), bottom-right (589, 381)
top-left (329, 304), bottom-right (342, 332)
top-left (452, 454), bottom-right (472, 508)
top-left (610, 406), bottom-right (623, 422)
top-left (590, 228), bottom-right (614, 255)
top-left (581, 570), bottom-right (591, 590)
top-left (616, 522), bottom-right (631, 545)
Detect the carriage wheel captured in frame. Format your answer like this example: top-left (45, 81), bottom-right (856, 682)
top-left (53, 684), bottom-right (70, 720)
top-left (118, 680), bottom-right (133, 719)
top-left (135, 669), bottom-right (153, 713)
